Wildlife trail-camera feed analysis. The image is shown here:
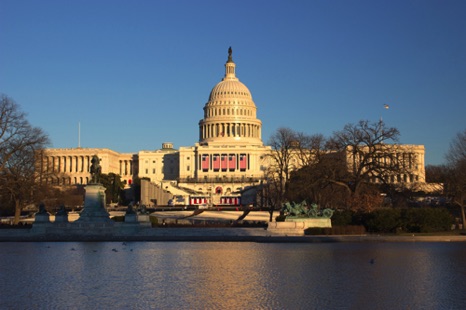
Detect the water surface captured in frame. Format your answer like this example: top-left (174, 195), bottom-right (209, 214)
top-left (1, 242), bottom-right (465, 309)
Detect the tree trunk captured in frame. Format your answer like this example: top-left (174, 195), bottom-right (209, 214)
top-left (460, 205), bottom-right (466, 230)
top-left (14, 200), bottom-right (21, 225)
top-left (269, 202), bottom-right (274, 222)
top-left (455, 196), bottom-right (466, 230)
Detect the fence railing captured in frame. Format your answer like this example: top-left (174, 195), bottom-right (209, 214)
top-left (178, 177), bottom-right (262, 184)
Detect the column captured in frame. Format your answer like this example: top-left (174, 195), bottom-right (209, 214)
top-left (86, 156), bottom-right (90, 172)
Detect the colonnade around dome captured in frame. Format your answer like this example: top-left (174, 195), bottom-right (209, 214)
top-left (199, 122), bottom-right (262, 141)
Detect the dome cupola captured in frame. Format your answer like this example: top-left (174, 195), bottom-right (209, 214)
top-left (199, 47), bottom-right (263, 146)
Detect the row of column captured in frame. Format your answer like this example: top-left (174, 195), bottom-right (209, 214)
top-left (200, 122), bottom-right (260, 140)
top-left (373, 174), bottom-right (418, 184)
top-left (45, 156), bottom-right (92, 173)
top-left (206, 106), bottom-right (252, 117)
top-left (45, 156), bottom-right (134, 176)
top-left (351, 152), bottom-right (419, 170)
top-left (45, 176), bottom-right (90, 185)
top-left (119, 160), bottom-right (133, 176)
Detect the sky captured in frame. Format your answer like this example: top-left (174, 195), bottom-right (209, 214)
top-left (1, 0), bottom-right (465, 165)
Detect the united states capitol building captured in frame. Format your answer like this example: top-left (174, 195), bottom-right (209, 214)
top-left (43, 48), bottom-right (427, 206)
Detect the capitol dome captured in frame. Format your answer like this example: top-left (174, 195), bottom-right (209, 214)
top-left (199, 48), bottom-right (263, 146)
top-left (208, 78), bottom-right (252, 102)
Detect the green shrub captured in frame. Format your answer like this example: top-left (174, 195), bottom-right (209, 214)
top-left (305, 225), bottom-right (366, 235)
top-left (275, 215), bottom-right (286, 222)
top-left (331, 210), bottom-right (354, 226)
top-left (401, 208), bottom-right (453, 233)
top-left (365, 208), bottom-right (402, 233)
top-left (333, 207), bottom-right (453, 234)
top-left (305, 227), bottom-right (326, 235)
top-left (150, 216), bottom-right (158, 227)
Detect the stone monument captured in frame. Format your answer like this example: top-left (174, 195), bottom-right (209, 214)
top-left (124, 203), bottom-right (138, 223)
top-left (34, 203), bottom-right (50, 223)
top-left (75, 155), bottom-right (113, 223)
top-left (54, 205), bottom-right (69, 223)
top-left (268, 201), bottom-right (333, 235)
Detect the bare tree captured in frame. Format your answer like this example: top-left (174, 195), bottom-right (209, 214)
top-left (425, 164), bottom-right (449, 183)
top-left (265, 127), bottom-right (298, 221)
top-left (325, 119), bottom-right (413, 210)
top-left (445, 129), bottom-right (466, 228)
top-left (446, 129), bottom-right (466, 165)
top-left (0, 95), bottom-right (49, 224)
top-left (284, 132), bottom-right (344, 207)
top-left (294, 132), bottom-right (327, 167)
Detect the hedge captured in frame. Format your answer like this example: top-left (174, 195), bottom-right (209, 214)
top-left (332, 207), bottom-right (453, 234)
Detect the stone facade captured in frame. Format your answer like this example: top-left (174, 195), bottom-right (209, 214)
top-left (41, 148), bottom-right (136, 186)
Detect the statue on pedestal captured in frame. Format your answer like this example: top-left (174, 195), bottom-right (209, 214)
top-left (75, 155), bottom-right (111, 223)
top-left (34, 202), bottom-right (50, 224)
top-left (126, 203), bottom-right (136, 215)
top-left (55, 205), bottom-right (69, 223)
top-left (56, 205), bottom-right (68, 216)
top-left (37, 203), bottom-right (47, 214)
top-left (90, 155), bottom-right (101, 184)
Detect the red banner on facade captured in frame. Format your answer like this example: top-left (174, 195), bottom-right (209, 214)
top-left (213, 154), bottom-right (220, 171)
top-left (229, 154), bottom-right (236, 170)
top-left (239, 154), bottom-right (247, 171)
top-left (221, 154), bottom-right (228, 171)
top-left (202, 154), bottom-right (209, 171)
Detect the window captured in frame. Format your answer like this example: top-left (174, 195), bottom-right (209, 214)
top-left (152, 168), bottom-right (156, 174)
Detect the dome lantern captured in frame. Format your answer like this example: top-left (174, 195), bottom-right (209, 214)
top-left (224, 46), bottom-right (236, 80)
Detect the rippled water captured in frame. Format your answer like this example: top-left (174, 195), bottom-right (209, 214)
top-left (1, 242), bottom-right (465, 309)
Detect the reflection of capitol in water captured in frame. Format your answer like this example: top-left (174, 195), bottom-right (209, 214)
top-left (1, 242), bottom-right (465, 309)
top-left (42, 48), bottom-right (427, 205)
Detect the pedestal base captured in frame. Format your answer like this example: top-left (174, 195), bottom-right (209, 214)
top-left (55, 214), bottom-right (69, 223)
top-left (125, 214), bottom-right (138, 223)
top-left (34, 213), bottom-right (50, 223)
top-left (76, 184), bottom-right (112, 223)
top-left (267, 218), bottom-right (332, 235)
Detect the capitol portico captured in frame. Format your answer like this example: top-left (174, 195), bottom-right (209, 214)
top-left (41, 48), bottom-right (427, 206)
top-left (40, 148), bottom-right (136, 186)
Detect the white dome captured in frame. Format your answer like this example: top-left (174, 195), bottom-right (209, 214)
top-left (208, 80), bottom-right (252, 102)
top-left (199, 48), bottom-right (263, 146)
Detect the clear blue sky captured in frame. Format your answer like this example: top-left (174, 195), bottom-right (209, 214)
top-left (1, 0), bottom-right (465, 165)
